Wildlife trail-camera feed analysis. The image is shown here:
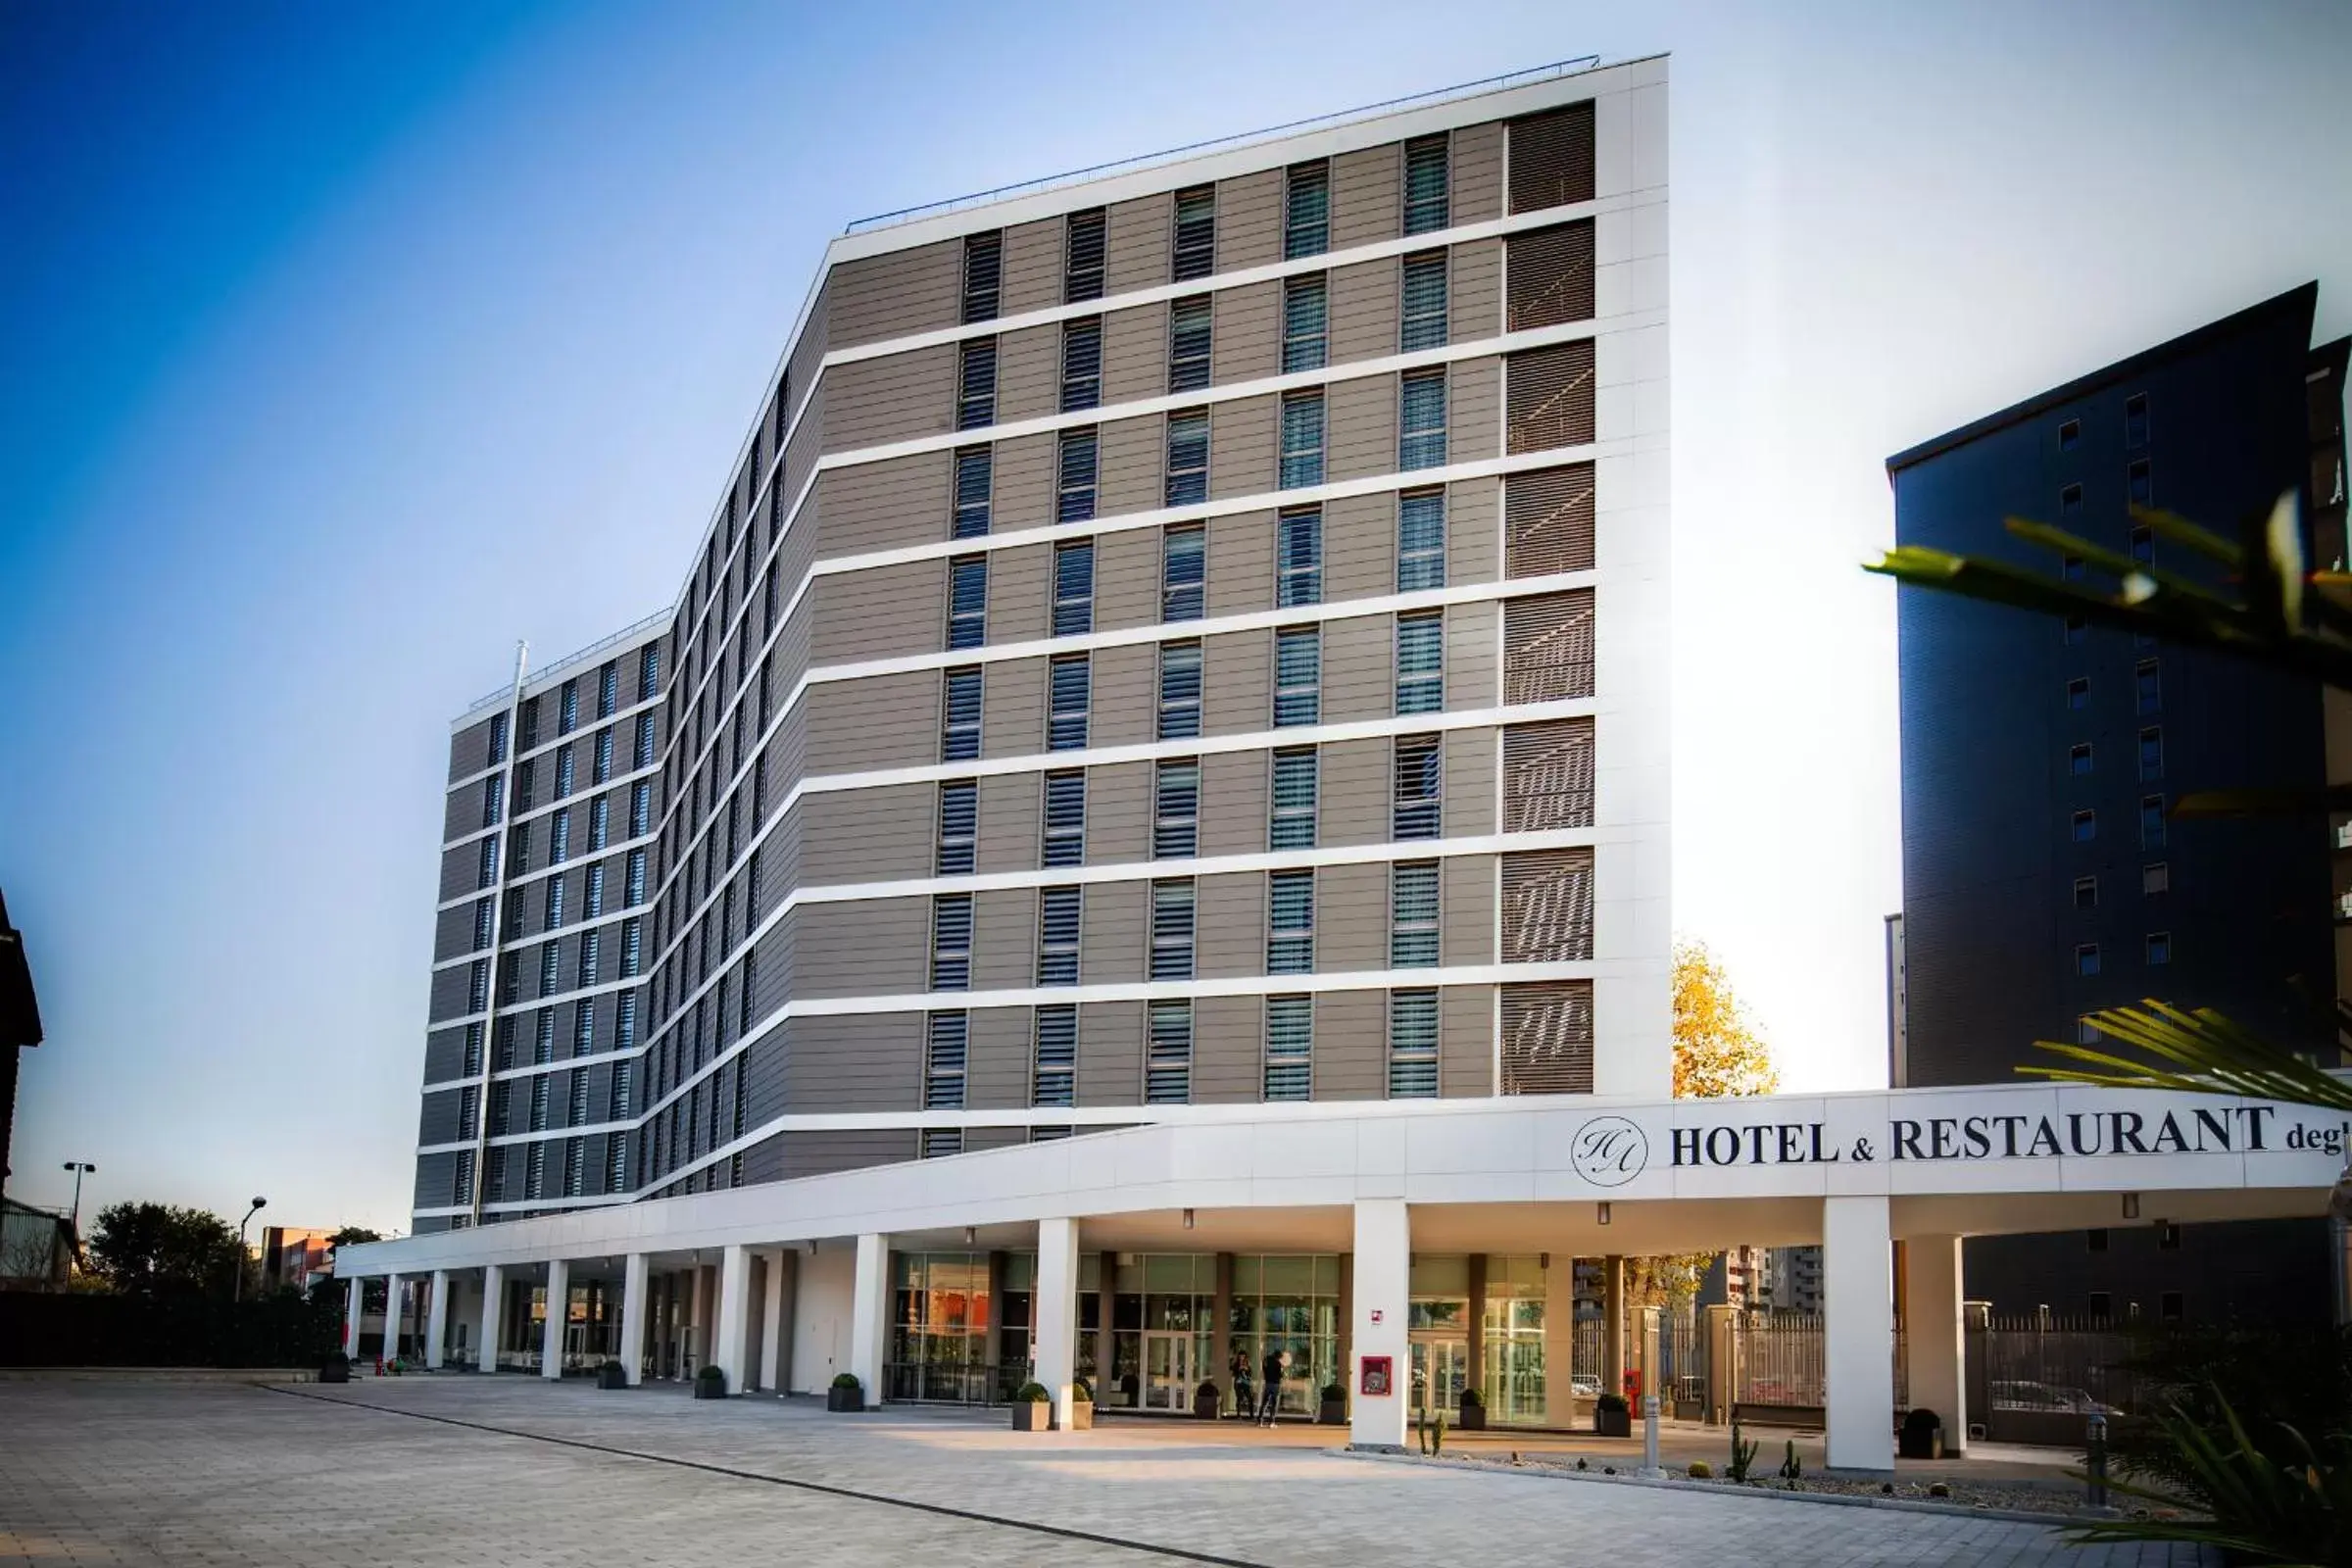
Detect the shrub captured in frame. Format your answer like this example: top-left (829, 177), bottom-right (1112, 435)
top-left (831, 1372), bottom-right (860, 1391)
top-left (1903, 1407), bottom-right (1940, 1438)
top-left (1073, 1378), bottom-right (1093, 1401)
top-left (1014, 1382), bottom-right (1051, 1402)
top-left (2064, 1390), bottom-right (2352, 1566)
top-left (1322, 1383), bottom-right (1346, 1402)
top-left (1197, 1378), bottom-right (1220, 1403)
top-left (696, 1363), bottom-right (726, 1391)
top-left (1459, 1387), bottom-right (1484, 1407)
top-left (1596, 1392), bottom-right (1629, 1414)
top-left (1687, 1460), bottom-right (1713, 1479)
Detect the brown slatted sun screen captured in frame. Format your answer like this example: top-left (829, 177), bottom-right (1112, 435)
top-left (1505, 220), bottom-right (1595, 332)
top-left (1500, 849), bottom-right (1594, 963)
top-left (1502, 717), bottom-right (1594, 832)
top-left (1505, 463), bottom-right (1595, 577)
top-left (1507, 101), bottom-right (1596, 214)
top-left (1505, 339), bottom-right (1595, 454)
top-left (1500, 981), bottom-right (1593, 1095)
top-left (1503, 589), bottom-right (1594, 704)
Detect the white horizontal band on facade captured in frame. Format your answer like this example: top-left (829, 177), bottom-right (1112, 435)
top-left (430, 829), bottom-right (659, 919)
top-left (440, 760), bottom-right (662, 855)
top-left (428, 971), bottom-right (651, 1036)
top-left (427, 896), bottom-right (652, 975)
top-left (446, 690), bottom-right (664, 784)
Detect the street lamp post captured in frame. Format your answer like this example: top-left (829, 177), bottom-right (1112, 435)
top-left (61, 1161), bottom-right (95, 1234)
top-left (233, 1197), bottom-right (267, 1302)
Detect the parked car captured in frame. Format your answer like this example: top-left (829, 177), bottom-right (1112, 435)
top-left (1569, 1376), bottom-right (1601, 1397)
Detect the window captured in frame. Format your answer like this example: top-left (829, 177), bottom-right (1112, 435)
top-left (953, 447), bottom-right (992, 539)
top-left (1274, 627), bottom-right (1321, 726)
top-left (1389, 990), bottom-right (1439, 1098)
top-left (1146, 999), bottom-right (1193, 1102)
top-left (1279, 392), bottom-right (1325, 488)
top-left (942, 667), bottom-right (983, 761)
top-left (1397, 490), bottom-right (1446, 591)
top-left (961, 231), bottom-right (1002, 323)
top-left (2135, 659), bottom-right (2161, 713)
top-left (1033, 1004), bottom-right (1077, 1105)
top-left (1056, 428), bottom-right (1098, 523)
top-left (2066, 676), bottom-right (2089, 710)
top-left (510, 822), bottom-right (531, 875)
top-left (1403, 133), bottom-right (1449, 234)
top-left (931, 895), bottom-right (972, 990)
top-left (2063, 555), bottom-right (2084, 581)
top-left (539, 945), bottom-right (560, 999)
top-left (2076, 944), bottom-right (2101, 977)
top-left (515, 758), bottom-right (536, 811)
top-left (1154, 760), bottom-right (1200, 858)
top-left (1277, 507), bottom-right (1322, 607)
top-left (488, 711), bottom-right (510, 765)
top-left (2138, 727), bottom-right (2163, 781)
top-left (2159, 1222), bottom-right (2181, 1250)
top-left (1060, 317), bottom-right (1102, 413)
top-left (545, 875), bottom-right (566, 929)
top-left (2143, 861), bottom-right (2170, 896)
top-left (578, 930), bottom-right (601, 988)
top-left (477, 837), bottom-right (499, 889)
top-left (467, 958), bottom-right (491, 1013)
top-left (2140, 794), bottom-right (2167, 849)
top-left (2125, 392), bottom-right (2149, 449)
top-left (593, 729), bottom-right (613, 785)
top-left (1172, 185), bottom-right (1214, 281)
top-left (597, 662), bottom-right (618, 720)
top-left (559, 680), bottom-right (579, 735)
top-left (1270, 748), bottom-right (1318, 849)
top-left (585, 863), bottom-right (605, 918)
top-left (521, 696), bottom-right (540, 750)
top-left (2129, 458), bottom-right (2152, 506)
top-left (1284, 161), bottom-right (1329, 259)
top-left (482, 775), bottom-right (505, 829)
top-left (1401, 252), bottom-right (1448, 352)
top-left (1161, 523), bottom-right (1205, 620)
top-left (2061, 482), bottom-right (2083, 519)
top-left (2058, 416), bottom-right (2081, 451)
top-left (1157, 640), bottom-right (1202, 739)
top-left (635, 712), bottom-right (657, 767)
top-left (2064, 614), bottom-right (2087, 646)
top-left (1395, 734), bottom-right (1443, 839)
top-left (925, 1011), bottom-right (968, 1108)
top-left (639, 643), bottom-right (661, 699)
top-left (2086, 1227), bottom-right (2109, 1253)
top-left (629, 780), bottom-right (651, 836)
top-left (1267, 870), bottom-right (1314, 973)
top-left (625, 848), bottom-right (647, 906)
top-left (2069, 743), bottom-right (2093, 776)
top-left (1064, 209), bottom-right (1106, 303)
top-left (2131, 524), bottom-right (2153, 564)
top-left (2145, 931), bottom-right (2171, 966)
top-left (1038, 887), bottom-right (1081, 985)
top-left (937, 780), bottom-right (977, 876)
top-left (957, 339), bottom-right (997, 429)
top-left (2159, 1291), bottom-right (2183, 1323)
top-left (1151, 880), bottom-right (1195, 980)
top-left (1164, 413), bottom-right (1208, 510)
top-left (746, 848), bottom-right (762, 919)
top-left (1168, 295), bottom-right (1212, 393)
top-left (2075, 1016), bottom-right (2100, 1046)
top-left (1396, 612), bottom-right (1446, 714)
top-left (947, 555), bottom-right (987, 651)
top-left (2072, 808), bottom-right (2096, 842)
top-left (1399, 371), bottom-right (1447, 469)
top-left (2074, 875), bottom-right (2097, 908)
top-left (1391, 861), bottom-right (1441, 966)
top-left (1049, 656), bottom-right (1091, 750)
top-left (1282, 275), bottom-right (1328, 373)
top-left (1264, 996), bottom-right (1313, 1100)
top-left (1043, 770), bottom-right (1086, 866)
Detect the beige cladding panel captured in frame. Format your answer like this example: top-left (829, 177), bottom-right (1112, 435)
top-left (1208, 395), bottom-right (1277, 500)
top-left (1216, 168), bottom-right (1284, 272)
top-left (1326, 373), bottom-right (1396, 483)
top-left (1192, 994), bottom-right (1263, 1103)
top-left (1104, 194), bottom-right (1171, 296)
top-left (1449, 357), bottom-right (1502, 466)
top-left (822, 344), bottom-right (956, 454)
top-left (1450, 238), bottom-right (1501, 343)
top-left (783, 381), bottom-right (827, 502)
top-left (1195, 870), bottom-right (1265, 980)
top-left (1440, 984), bottom-right (1495, 1098)
top-left (972, 886), bottom-right (1038, 991)
top-left (1001, 219), bottom-right (1063, 317)
top-left (1443, 855), bottom-right (1496, 965)
top-left (1199, 749), bottom-right (1269, 858)
top-left (1076, 1000), bottom-right (1144, 1105)
top-left (1201, 628), bottom-right (1271, 735)
top-left (815, 451), bottom-right (952, 560)
top-left (827, 238), bottom-right (959, 349)
top-left (448, 716), bottom-right (496, 785)
top-left (1446, 599), bottom-right (1500, 710)
top-left (1319, 737), bottom-right (1389, 846)
top-left (994, 323), bottom-right (1059, 425)
top-left (792, 898), bottom-right (927, 999)
top-left (783, 1013), bottom-right (922, 1112)
top-left (1212, 279), bottom-right (1279, 386)
top-left (1094, 522), bottom-right (1160, 629)
top-left (801, 782), bottom-right (934, 885)
top-left (806, 670), bottom-right (937, 774)
top-left (1447, 477), bottom-right (1500, 584)
top-left (1084, 760), bottom-right (1150, 865)
top-left (980, 659), bottom-right (1045, 760)
top-left (966, 1006), bottom-right (1034, 1109)
top-left (988, 542), bottom-right (1049, 645)
top-left (1098, 416), bottom-right (1161, 519)
top-left (1329, 258), bottom-right (1397, 366)
top-left (975, 773), bottom-right (1041, 874)
top-left (1079, 875), bottom-right (1146, 983)
top-left (1089, 643), bottom-right (1156, 751)
top-left (993, 431), bottom-right (1056, 534)
top-left (1450, 122), bottom-right (1504, 225)
top-left (1324, 491), bottom-right (1396, 602)
top-left (1206, 511), bottom-right (1274, 615)
top-left (1331, 142), bottom-right (1401, 250)
top-left (1102, 302), bottom-right (1166, 406)
top-left (1312, 988), bottom-right (1385, 1101)
top-left (810, 558), bottom-right (942, 664)
top-left (1314, 860), bottom-right (1389, 972)
top-left (1321, 612), bottom-right (1394, 724)
top-left (1444, 727), bottom-right (1499, 837)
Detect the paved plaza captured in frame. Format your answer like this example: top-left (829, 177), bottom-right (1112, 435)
top-left (0, 1377), bottom-right (2212, 1567)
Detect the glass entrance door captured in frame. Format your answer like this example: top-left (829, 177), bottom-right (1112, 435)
top-left (1409, 1338), bottom-right (1468, 1414)
top-left (1144, 1331), bottom-right (1193, 1412)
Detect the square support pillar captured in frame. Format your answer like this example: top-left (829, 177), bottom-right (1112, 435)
top-left (1349, 1199), bottom-right (1410, 1450)
top-left (343, 1276), bottom-right (365, 1360)
top-left (760, 1249), bottom-right (794, 1394)
top-left (621, 1252), bottom-right (650, 1387)
top-left (849, 1233), bottom-right (890, 1404)
top-left (1465, 1253), bottom-right (1488, 1401)
top-left (381, 1273), bottom-right (403, 1362)
top-left (1034, 1218), bottom-right (1080, 1428)
top-left (1823, 1196), bottom-right (1895, 1474)
top-left (425, 1270), bottom-right (450, 1368)
top-left (479, 1263), bottom-right (506, 1371)
top-left (542, 1259), bottom-right (569, 1379)
top-left (1902, 1235), bottom-right (1966, 1456)
top-left (1601, 1255), bottom-right (1627, 1396)
top-left (715, 1244), bottom-right (752, 1395)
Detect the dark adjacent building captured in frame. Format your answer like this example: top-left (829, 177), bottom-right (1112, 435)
top-left (1887, 283), bottom-right (2349, 1326)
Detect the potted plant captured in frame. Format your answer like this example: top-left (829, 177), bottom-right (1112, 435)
top-left (1318, 1382), bottom-right (1347, 1425)
top-left (1457, 1386), bottom-right (1488, 1431)
top-left (597, 1358), bottom-right (628, 1391)
top-left (1194, 1379), bottom-right (1222, 1419)
top-left (1898, 1406), bottom-right (1943, 1460)
top-left (319, 1349), bottom-right (351, 1386)
top-left (1593, 1391), bottom-right (1632, 1438)
top-left (1069, 1377), bottom-right (1095, 1432)
top-left (828, 1372), bottom-right (863, 1413)
top-left (1011, 1382), bottom-right (1054, 1432)
top-left (693, 1363), bottom-right (727, 1399)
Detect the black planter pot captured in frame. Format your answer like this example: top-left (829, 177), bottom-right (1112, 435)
top-left (597, 1362), bottom-right (628, 1390)
top-left (693, 1370), bottom-right (727, 1400)
top-left (318, 1361), bottom-right (350, 1385)
top-left (1318, 1396), bottom-right (1346, 1426)
top-left (1195, 1387), bottom-right (1222, 1419)
top-left (1897, 1423), bottom-right (1943, 1460)
top-left (1593, 1407), bottom-right (1632, 1439)
top-left (827, 1385), bottom-right (864, 1413)
top-left (1456, 1401), bottom-right (1488, 1431)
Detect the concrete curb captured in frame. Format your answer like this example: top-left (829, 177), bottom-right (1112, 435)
top-left (1334, 1446), bottom-right (2109, 1529)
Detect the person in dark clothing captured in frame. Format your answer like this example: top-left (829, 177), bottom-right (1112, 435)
top-left (1229, 1348), bottom-right (1252, 1420)
top-left (1257, 1348), bottom-right (1288, 1425)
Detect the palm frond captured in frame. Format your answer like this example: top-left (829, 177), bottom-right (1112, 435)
top-left (2024, 1001), bottom-right (2352, 1113)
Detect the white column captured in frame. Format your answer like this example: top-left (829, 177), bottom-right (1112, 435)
top-left (760, 1250), bottom-right (792, 1394)
top-left (1823, 1196), bottom-right (1895, 1473)
top-left (849, 1232), bottom-right (890, 1404)
top-left (542, 1260), bottom-right (570, 1379)
top-left (689, 1262), bottom-right (711, 1373)
top-left (479, 1263), bottom-right (506, 1372)
top-left (381, 1273), bottom-right (403, 1362)
top-left (1349, 1199), bottom-right (1411, 1450)
top-left (1904, 1234), bottom-right (1967, 1456)
top-left (1034, 1218), bottom-right (1080, 1429)
top-left (621, 1252), bottom-right (650, 1387)
top-left (425, 1270), bottom-right (450, 1368)
top-left (343, 1276), bottom-right (365, 1359)
top-left (715, 1244), bottom-right (752, 1395)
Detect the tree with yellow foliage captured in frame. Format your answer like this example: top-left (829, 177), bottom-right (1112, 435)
top-left (1672, 938), bottom-right (1778, 1100)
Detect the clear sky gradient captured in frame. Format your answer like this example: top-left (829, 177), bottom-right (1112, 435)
top-left (3, 1), bottom-right (2347, 1233)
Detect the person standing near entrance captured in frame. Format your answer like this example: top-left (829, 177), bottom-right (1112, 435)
top-left (1229, 1347), bottom-right (1252, 1421)
top-left (1257, 1347), bottom-right (1288, 1426)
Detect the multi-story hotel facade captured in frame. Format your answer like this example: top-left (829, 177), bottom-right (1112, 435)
top-left (344, 56), bottom-right (2344, 1469)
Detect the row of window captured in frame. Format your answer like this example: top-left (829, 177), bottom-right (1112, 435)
top-left (478, 781), bottom-right (655, 888)
top-left (2073, 933), bottom-right (2172, 976)
top-left (479, 717), bottom-right (655, 828)
top-left (486, 646), bottom-right (661, 769)
top-left (2054, 392), bottom-right (2150, 455)
top-left (2073, 862), bottom-right (2173, 906)
top-left (2065, 727), bottom-right (2165, 783)
top-left (2062, 659), bottom-right (2161, 715)
top-left (2068, 797), bottom-right (2170, 850)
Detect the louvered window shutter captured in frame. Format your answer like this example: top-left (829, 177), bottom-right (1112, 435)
top-left (1506, 341), bottom-right (1596, 453)
top-left (1505, 464), bottom-right (1596, 576)
top-left (1503, 590), bottom-right (1595, 704)
top-left (1507, 102), bottom-right (1596, 214)
top-left (1505, 220), bottom-right (1595, 331)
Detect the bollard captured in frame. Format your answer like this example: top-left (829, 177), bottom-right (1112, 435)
top-left (1639, 1393), bottom-right (1666, 1478)
top-left (2085, 1412), bottom-right (2109, 1510)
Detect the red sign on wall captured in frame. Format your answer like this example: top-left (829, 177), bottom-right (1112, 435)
top-left (1359, 1355), bottom-right (1393, 1397)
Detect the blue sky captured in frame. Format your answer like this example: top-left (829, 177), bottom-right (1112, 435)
top-left (3, 1), bottom-right (2347, 1233)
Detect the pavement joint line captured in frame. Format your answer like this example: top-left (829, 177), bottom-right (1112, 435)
top-left (261, 1385), bottom-right (1280, 1568)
